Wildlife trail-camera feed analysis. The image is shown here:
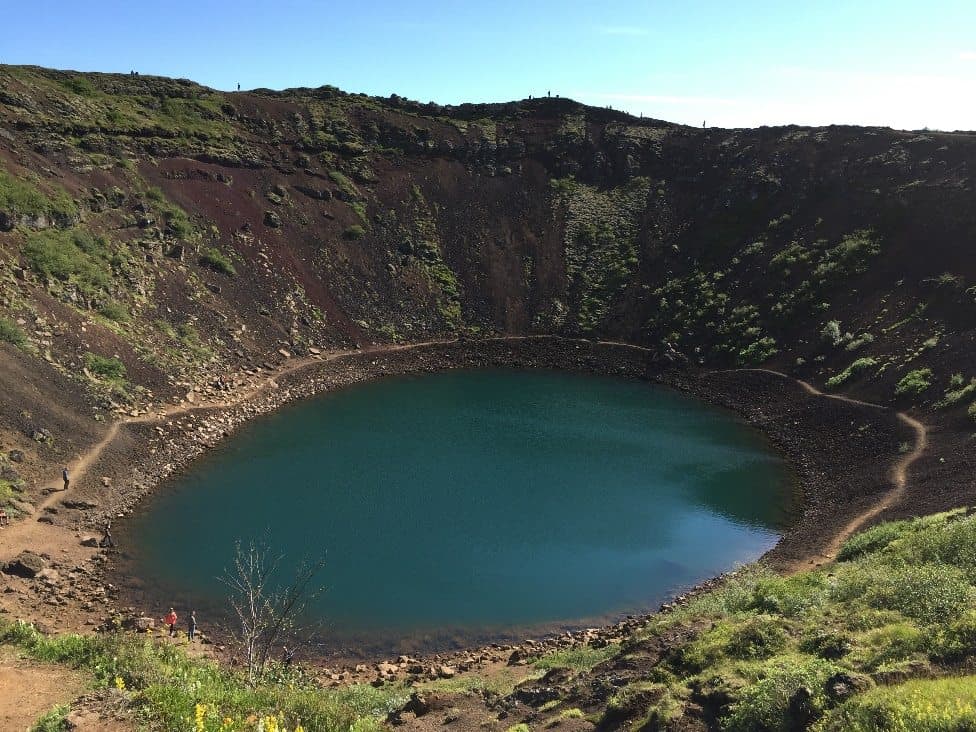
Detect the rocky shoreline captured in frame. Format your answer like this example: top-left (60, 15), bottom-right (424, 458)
top-left (1, 336), bottom-right (915, 688)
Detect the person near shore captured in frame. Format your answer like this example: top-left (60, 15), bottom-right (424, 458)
top-left (163, 608), bottom-right (177, 637)
top-left (100, 520), bottom-right (115, 548)
top-left (282, 645), bottom-right (295, 666)
top-left (187, 611), bottom-right (197, 642)
top-left (62, 467), bottom-right (70, 491)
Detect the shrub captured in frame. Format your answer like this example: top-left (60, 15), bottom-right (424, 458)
top-left (98, 301), bottom-right (130, 323)
top-left (937, 377), bottom-right (976, 407)
top-left (83, 353), bottom-right (126, 380)
top-left (737, 336), bottom-right (778, 365)
top-left (858, 623), bottom-right (927, 669)
top-left (723, 656), bottom-right (839, 731)
top-left (895, 368), bottom-right (933, 396)
top-left (832, 560), bottom-right (975, 624)
top-left (30, 704), bottom-right (69, 732)
top-left (725, 616), bottom-right (790, 660)
top-left (343, 224), bottom-right (366, 240)
top-left (836, 519), bottom-right (915, 561)
top-left (0, 317), bottom-right (27, 347)
top-left (821, 320), bottom-right (843, 346)
top-left (932, 610), bottom-right (976, 663)
top-left (747, 573), bottom-right (829, 618)
top-left (199, 247), bottom-right (236, 275)
top-left (821, 677), bottom-right (976, 731)
top-left (825, 357), bottom-right (877, 389)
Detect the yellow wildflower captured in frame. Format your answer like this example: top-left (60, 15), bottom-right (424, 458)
top-left (114, 676), bottom-right (126, 691)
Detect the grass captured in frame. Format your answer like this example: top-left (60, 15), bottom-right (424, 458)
top-left (0, 317), bottom-right (28, 348)
top-left (328, 170), bottom-right (361, 199)
top-left (199, 247), bottom-right (237, 275)
top-left (0, 168), bottom-right (77, 222)
top-left (342, 224), bottom-right (366, 240)
top-left (84, 352), bottom-right (126, 380)
top-left (22, 228), bottom-right (117, 301)
top-left (533, 644), bottom-right (619, 673)
top-left (0, 620), bottom-right (405, 732)
top-left (602, 509), bottom-right (976, 730)
top-left (822, 677), bottom-right (976, 730)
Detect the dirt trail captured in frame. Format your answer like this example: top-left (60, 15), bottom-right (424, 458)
top-left (0, 647), bottom-right (87, 731)
top-left (712, 368), bottom-right (928, 569)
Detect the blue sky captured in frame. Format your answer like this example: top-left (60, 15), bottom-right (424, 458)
top-left (4, 0), bottom-right (975, 130)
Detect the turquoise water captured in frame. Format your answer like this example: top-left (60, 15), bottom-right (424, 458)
top-left (118, 369), bottom-right (794, 653)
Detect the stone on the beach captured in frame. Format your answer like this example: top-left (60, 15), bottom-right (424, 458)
top-left (3, 551), bottom-right (47, 578)
top-left (80, 536), bottom-right (100, 547)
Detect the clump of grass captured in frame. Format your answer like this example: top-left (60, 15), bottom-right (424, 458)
top-left (343, 224), bottom-right (366, 240)
top-left (30, 704), bottom-right (69, 732)
top-left (825, 357), bottom-right (877, 389)
top-left (533, 643), bottom-right (619, 673)
top-left (895, 368), bottom-right (933, 396)
top-left (328, 170), bottom-right (361, 199)
top-left (723, 656), bottom-right (840, 731)
top-left (199, 247), bottom-right (236, 275)
top-left (0, 317), bottom-right (27, 348)
top-left (98, 301), bottom-right (130, 323)
top-left (84, 352), bottom-right (125, 380)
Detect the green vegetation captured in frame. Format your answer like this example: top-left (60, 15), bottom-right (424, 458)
top-left (343, 224), bottom-right (366, 240)
top-left (146, 187), bottom-right (198, 240)
top-left (22, 228), bottom-right (116, 301)
top-left (533, 644), bottom-right (619, 673)
top-left (30, 705), bottom-right (69, 732)
top-left (199, 247), bottom-right (237, 275)
top-left (0, 317), bottom-right (27, 348)
top-left (0, 620), bottom-right (404, 731)
top-left (895, 368), bottom-right (933, 396)
top-left (825, 357), bottom-right (878, 389)
top-left (84, 352), bottom-right (126, 380)
top-left (97, 300), bottom-right (131, 323)
top-left (328, 170), bottom-right (361, 199)
top-left (550, 176), bottom-right (650, 331)
top-left (595, 510), bottom-right (976, 730)
top-left (822, 677), bottom-right (976, 730)
top-left (0, 168), bottom-right (77, 223)
top-left (936, 374), bottom-right (976, 407)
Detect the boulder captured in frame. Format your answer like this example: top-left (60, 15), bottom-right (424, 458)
top-left (264, 210), bottom-right (282, 228)
top-left (3, 551), bottom-right (47, 577)
top-left (436, 665), bottom-right (457, 679)
top-left (80, 536), bottom-right (100, 547)
top-left (7, 450), bottom-right (24, 463)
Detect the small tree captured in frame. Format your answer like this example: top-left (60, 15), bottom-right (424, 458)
top-left (219, 537), bottom-right (326, 683)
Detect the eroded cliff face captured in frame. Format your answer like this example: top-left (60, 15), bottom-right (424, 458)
top-left (1, 65), bottom-right (975, 460)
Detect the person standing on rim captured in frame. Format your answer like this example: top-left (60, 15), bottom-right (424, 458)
top-left (162, 608), bottom-right (177, 637)
top-left (62, 467), bottom-right (69, 491)
top-left (187, 610), bottom-right (197, 642)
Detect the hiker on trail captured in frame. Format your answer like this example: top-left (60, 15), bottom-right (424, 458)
top-left (100, 520), bottom-right (115, 548)
top-left (282, 645), bottom-right (295, 666)
top-left (237, 82), bottom-right (240, 91)
top-left (163, 608), bottom-right (178, 637)
top-left (0, 509), bottom-right (8, 526)
top-left (62, 467), bottom-right (69, 491)
top-left (187, 610), bottom-right (197, 642)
